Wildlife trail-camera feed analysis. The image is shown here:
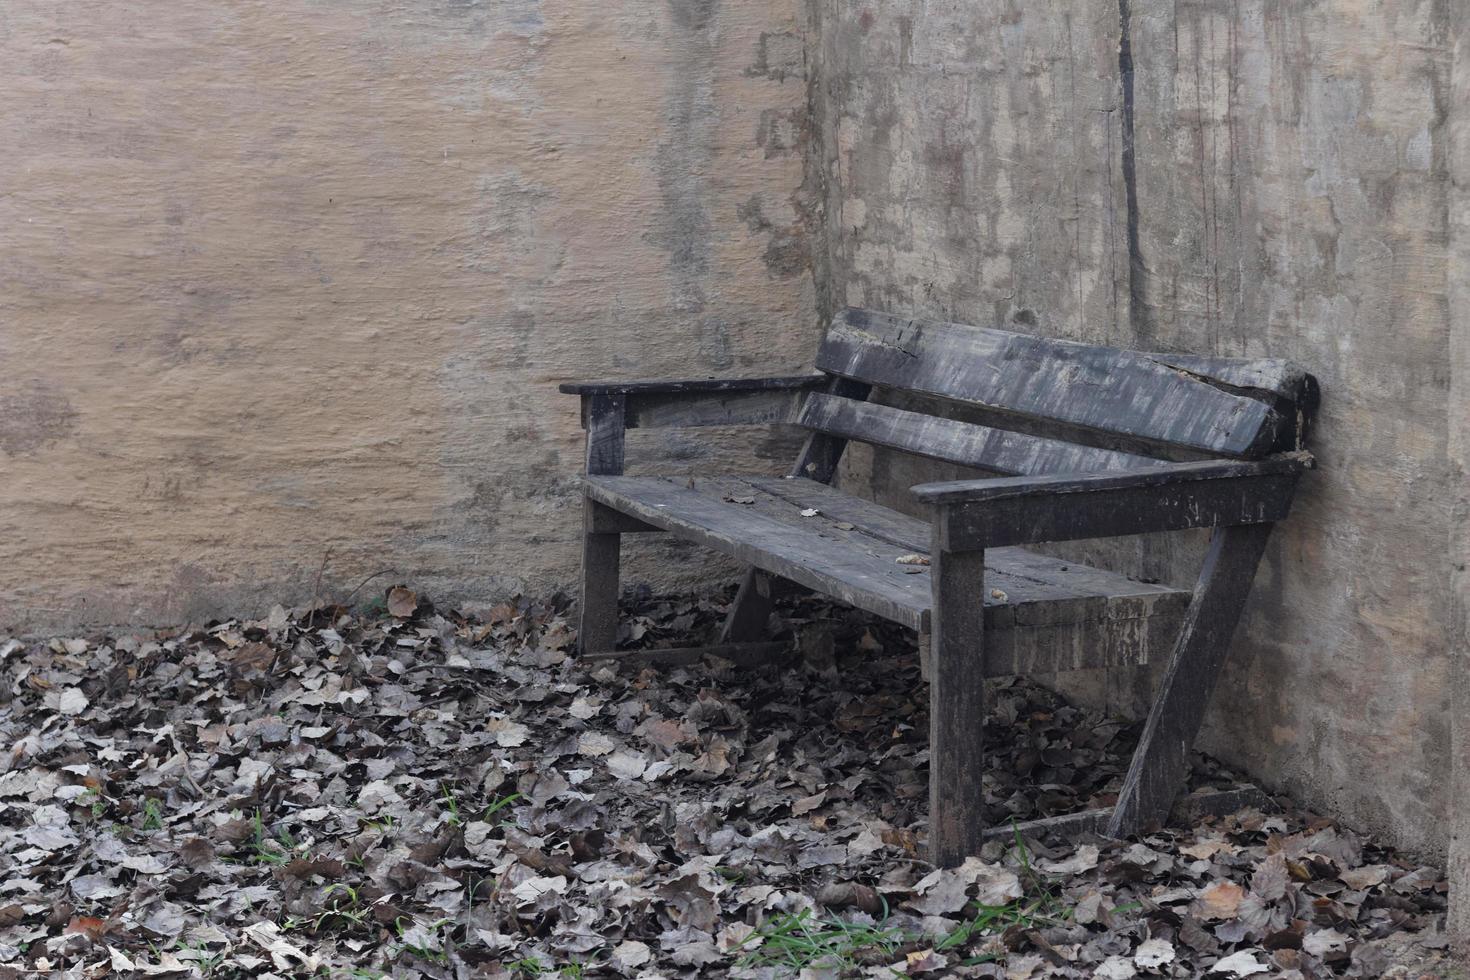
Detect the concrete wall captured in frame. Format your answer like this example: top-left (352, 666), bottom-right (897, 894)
top-left (1447, 2), bottom-right (1470, 947)
top-left (812, 0), bottom-right (1458, 859)
top-left (0, 0), bottom-right (819, 630)
top-left (3, 0), bottom-right (1465, 878)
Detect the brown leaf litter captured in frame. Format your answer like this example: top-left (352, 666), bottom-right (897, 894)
top-left (0, 588), bottom-right (1452, 978)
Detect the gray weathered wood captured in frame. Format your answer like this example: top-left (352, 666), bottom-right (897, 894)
top-left (584, 392), bottom-right (626, 477)
top-left (559, 375), bottom-right (823, 396)
top-left (929, 528), bottom-right (988, 866)
top-left (561, 309), bottom-right (1317, 854)
top-left (579, 501), bottom-right (623, 654)
top-left (586, 474), bottom-right (1190, 643)
top-left (718, 570), bottom-right (775, 644)
top-left (1141, 353), bottom-right (1312, 402)
top-left (719, 376), bottom-right (871, 643)
top-left (587, 475), bottom-right (934, 629)
top-left (624, 387), bottom-right (806, 429)
top-left (817, 308), bottom-right (1296, 458)
top-left (981, 613), bottom-right (1179, 677)
top-left (735, 474), bottom-right (1187, 629)
top-left (1107, 524), bottom-right (1275, 837)
top-left (982, 785), bottom-right (1271, 844)
top-left (787, 377), bottom-right (873, 483)
top-left (587, 505), bottom-right (661, 534)
top-left (913, 455), bottom-right (1309, 505)
top-left (567, 376), bottom-right (823, 434)
top-left (924, 457), bottom-right (1305, 551)
top-left (579, 393), bottom-right (628, 654)
top-left (798, 392), bottom-right (1164, 475)
top-left (583, 641), bottom-right (790, 668)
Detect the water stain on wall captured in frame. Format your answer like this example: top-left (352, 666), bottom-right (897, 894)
top-left (0, 382), bottom-right (78, 456)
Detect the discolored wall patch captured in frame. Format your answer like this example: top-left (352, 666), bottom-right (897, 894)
top-left (0, 382), bottom-right (79, 456)
top-left (0, 0), bottom-right (819, 633)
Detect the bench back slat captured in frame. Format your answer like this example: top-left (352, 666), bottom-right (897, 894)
top-left (815, 308), bottom-right (1309, 458)
top-left (1138, 353), bottom-right (1311, 402)
top-left (797, 393), bottom-right (1164, 476)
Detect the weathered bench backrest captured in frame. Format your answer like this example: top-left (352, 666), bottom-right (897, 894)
top-left (803, 308), bottom-right (1316, 476)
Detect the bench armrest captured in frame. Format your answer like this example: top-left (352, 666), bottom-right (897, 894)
top-left (564, 374), bottom-right (826, 443)
top-left (914, 453), bottom-right (1312, 551)
top-left (565, 374), bottom-right (829, 476)
top-left (558, 375), bottom-right (825, 396)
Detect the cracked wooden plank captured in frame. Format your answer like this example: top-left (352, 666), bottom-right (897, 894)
top-left (816, 308), bottom-right (1301, 458)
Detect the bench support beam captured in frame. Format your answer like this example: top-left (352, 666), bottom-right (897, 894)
top-left (1107, 523), bottom-right (1275, 836)
top-left (719, 377), bottom-right (871, 643)
top-left (984, 785), bottom-right (1270, 844)
top-left (583, 641), bottom-right (790, 668)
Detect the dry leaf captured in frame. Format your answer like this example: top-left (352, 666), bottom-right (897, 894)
top-left (1195, 880), bottom-right (1245, 921)
top-left (1302, 928), bottom-right (1349, 956)
top-left (386, 586), bottom-right (419, 618)
top-left (578, 731), bottom-right (616, 757)
top-left (817, 881), bottom-right (883, 915)
top-left (1339, 864), bottom-right (1389, 890)
top-left (1040, 844), bottom-right (1099, 875)
top-left (65, 915), bottom-right (111, 941)
top-left (1180, 838), bottom-right (1236, 861)
top-left (0, 582), bottom-right (1438, 977)
top-left (1207, 950), bottom-right (1267, 977)
top-left (1134, 938), bottom-right (1176, 969)
top-left (1095, 956), bottom-right (1137, 979)
top-left (1249, 852), bottom-right (1288, 901)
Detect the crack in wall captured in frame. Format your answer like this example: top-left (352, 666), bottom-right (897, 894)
top-left (1118, 0), bottom-right (1149, 346)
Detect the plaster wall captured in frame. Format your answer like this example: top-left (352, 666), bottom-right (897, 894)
top-left (813, 0), bottom-right (1457, 858)
top-left (0, 0), bottom-right (819, 630)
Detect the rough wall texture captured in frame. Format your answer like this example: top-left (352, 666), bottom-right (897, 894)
top-left (4, 0), bottom-right (1467, 878)
top-left (813, 0), bottom-right (1457, 859)
top-left (1447, 1), bottom-right (1470, 944)
top-left (0, 0), bottom-right (819, 630)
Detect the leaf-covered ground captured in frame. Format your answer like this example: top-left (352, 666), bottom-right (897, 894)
top-left (0, 587), bottom-right (1454, 978)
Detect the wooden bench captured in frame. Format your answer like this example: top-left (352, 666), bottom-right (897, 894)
top-left (560, 307), bottom-right (1318, 864)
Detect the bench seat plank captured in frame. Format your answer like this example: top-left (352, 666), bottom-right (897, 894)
top-left (584, 474), bottom-right (1189, 672)
top-left (740, 476), bottom-right (1185, 628)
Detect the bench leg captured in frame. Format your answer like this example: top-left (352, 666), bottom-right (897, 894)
top-left (718, 568), bottom-right (773, 643)
top-left (1107, 523), bottom-right (1275, 837)
top-left (718, 379), bottom-right (871, 644)
top-left (929, 540), bottom-right (989, 867)
top-left (579, 500), bottom-right (622, 655)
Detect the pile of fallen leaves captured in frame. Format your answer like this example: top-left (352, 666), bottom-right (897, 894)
top-left (0, 587), bottom-right (1451, 978)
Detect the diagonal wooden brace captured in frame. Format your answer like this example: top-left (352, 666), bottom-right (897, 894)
top-left (1107, 523), bottom-right (1275, 837)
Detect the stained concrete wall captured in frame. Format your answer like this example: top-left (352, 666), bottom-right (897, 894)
top-left (0, 1), bottom-right (820, 630)
top-left (3, 0), bottom-right (1465, 876)
top-left (1446, 2), bottom-right (1470, 946)
top-left (812, 0), bottom-right (1458, 859)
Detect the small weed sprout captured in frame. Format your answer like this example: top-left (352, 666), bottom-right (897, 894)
top-left (440, 782), bottom-right (462, 826)
top-left (483, 792), bottom-right (522, 821)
